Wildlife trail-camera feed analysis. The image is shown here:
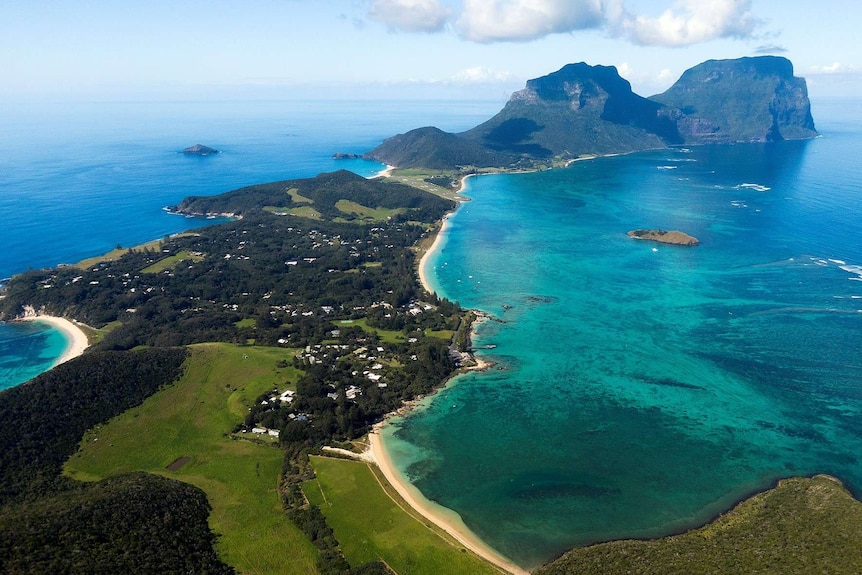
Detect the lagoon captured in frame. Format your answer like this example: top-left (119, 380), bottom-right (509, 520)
top-left (382, 99), bottom-right (862, 568)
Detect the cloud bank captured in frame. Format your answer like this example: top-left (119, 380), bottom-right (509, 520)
top-left (366, 0), bottom-right (761, 46)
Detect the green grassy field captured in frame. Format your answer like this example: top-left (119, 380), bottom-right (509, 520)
top-left (305, 456), bottom-right (502, 575)
top-left (141, 249), bottom-right (205, 273)
top-left (264, 205), bottom-right (324, 220)
top-left (334, 199), bottom-right (408, 222)
top-left (64, 343), bottom-right (318, 575)
top-left (335, 318), bottom-right (407, 344)
top-left (287, 187), bottom-right (314, 204)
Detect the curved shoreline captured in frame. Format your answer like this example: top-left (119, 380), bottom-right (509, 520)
top-left (368, 429), bottom-right (529, 575)
top-left (19, 314), bottom-right (89, 367)
top-left (375, 171), bottom-right (529, 573)
top-left (418, 174), bottom-right (474, 295)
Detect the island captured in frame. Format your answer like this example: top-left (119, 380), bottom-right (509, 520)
top-left (182, 144), bottom-right (219, 156)
top-left (627, 229), bottom-right (700, 246)
top-left (3, 57), bottom-right (860, 575)
top-left (366, 56), bottom-right (817, 171)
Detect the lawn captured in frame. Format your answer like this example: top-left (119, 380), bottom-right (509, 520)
top-left (64, 343), bottom-right (318, 575)
top-left (287, 187), bottom-right (314, 204)
top-left (140, 249), bottom-right (205, 273)
top-left (335, 318), bottom-right (407, 344)
top-left (305, 456), bottom-right (502, 575)
top-left (263, 205), bottom-right (323, 220)
top-left (334, 199), bottom-right (407, 222)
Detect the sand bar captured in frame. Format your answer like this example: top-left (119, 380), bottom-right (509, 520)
top-left (20, 314), bottom-right (89, 367)
top-left (369, 430), bottom-right (529, 575)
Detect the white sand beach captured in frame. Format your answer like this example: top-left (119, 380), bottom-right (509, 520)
top-left (418, 173), bottom-right (474, 295)
top-left (368, 430), bottom-right (529, 575)
top-left (21, 314), bottom-right (89, 366)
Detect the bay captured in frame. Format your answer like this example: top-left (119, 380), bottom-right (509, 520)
top-left (383, 98), bottom-right (862, 568)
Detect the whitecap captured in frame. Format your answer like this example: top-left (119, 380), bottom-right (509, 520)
top-left (735, 183), bottom-right (771, 192)
top-left (657, 165), bottom-right (678, 170)
top-left (828, 259), bottom-right (847, 265)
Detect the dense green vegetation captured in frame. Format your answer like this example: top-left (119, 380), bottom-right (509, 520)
top-left (3, 165), bottom-right (854, 575)
top-left (537, 475), bottom-right (862, 575)
top-left (0, 348), bottom-right (188, 503)
top-left (65, 344), bottom-right (320, 575)
top-left (0, 170), bottom-right (473, 573)
top-left (304, 456), bottom-right (501, 575)
top-left (0, 348), bottom-right (236, 574)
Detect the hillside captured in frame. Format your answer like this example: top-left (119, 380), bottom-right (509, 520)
top-left (365, 56), bottom-right (817, 170)
top-left (650, 56), bottom-right (817, 143)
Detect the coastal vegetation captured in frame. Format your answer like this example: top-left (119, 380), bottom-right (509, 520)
top-left (0, 348), bottom-right (236, 574)
top-left (2, 157), bottom-right (861, 574)
top-left (0, 170), bottom-right (474, 573)
top-left (304, 456), bottom-right (501, 575)
top-left (537, 475), bottom-right (862, 575)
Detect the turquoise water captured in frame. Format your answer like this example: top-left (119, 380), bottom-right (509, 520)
top-left (0, 99), bottom-right (502, 388)
top-left (383, 99), bottom-right (862, 568)
top-left (0, 321), bottom-right (70, 392)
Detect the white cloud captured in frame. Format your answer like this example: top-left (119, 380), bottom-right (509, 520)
top-left (364, 0), bottom-right (761, 48)
top-left (810, 62), bottom-right (857, 74)
top-left (456, 0), bottom-right (604, 43)
top-left (610, 0), bottom-right (760, 47)
top-left (368, 0), bottom-right (451, 33)
top-left (450, 65), bottom-right (513, 83)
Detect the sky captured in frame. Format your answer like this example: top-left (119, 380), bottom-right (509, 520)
top-left (1, 0), bottom-right (859, 103)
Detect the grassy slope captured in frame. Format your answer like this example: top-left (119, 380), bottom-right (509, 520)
top-left (64, 343), bottom-right (318, 575)
top-left (537, 475), bottom-right (862, 575)
top-left (305, 456), bottom-right (502, 575)
top-left (141, 249), bottom-right (205, 273)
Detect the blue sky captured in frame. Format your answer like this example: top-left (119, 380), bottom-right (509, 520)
top-left (1, 0), bottom-right (858, 102)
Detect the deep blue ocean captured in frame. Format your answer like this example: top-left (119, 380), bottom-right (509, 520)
top-left (0, 99), bottom-right (501, 390)
top-left (381, 98), bottom-right (862, 568)
top-left (3, 97), bottom-right (861, 570)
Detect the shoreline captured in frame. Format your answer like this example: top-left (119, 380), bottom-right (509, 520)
top-left (417, 173), bottom-right (475, 295)
top-left (373, 170), bottom-right (523, 572)
top-left (368, 429), bottom-right (529, 575)
top-left (19, 313), bottom-right (89, 367)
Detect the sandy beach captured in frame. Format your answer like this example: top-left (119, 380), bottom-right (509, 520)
top-left (417, 173), bottom-right (474, 295)
top-left (373, 170), bottom-right (523, 572)
top-left (20, 314), bottom-right (89, 366)
top-left (368, 430), bottom-right (529, 575)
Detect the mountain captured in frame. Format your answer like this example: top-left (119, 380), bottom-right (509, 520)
top-left (649, 56), bottom-right (817, 144)
top-left (460, 63), bottom-right (679, 157)
top-left (365, 56), bottom-right (817, 170)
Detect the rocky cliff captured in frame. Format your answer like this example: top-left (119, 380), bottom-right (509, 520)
top-left (649, 56), bottom-right (817, 143)
top-left (365, 56), bottom-right (817, 170)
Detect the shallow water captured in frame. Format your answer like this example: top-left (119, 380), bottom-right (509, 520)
top-left (384, 99), bottom-right (862, 568)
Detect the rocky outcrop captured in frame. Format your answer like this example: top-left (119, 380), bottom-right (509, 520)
top-left (183, 144), bottom-right (220, 156)
top-left (627, 229), bottom-right (699, 246)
